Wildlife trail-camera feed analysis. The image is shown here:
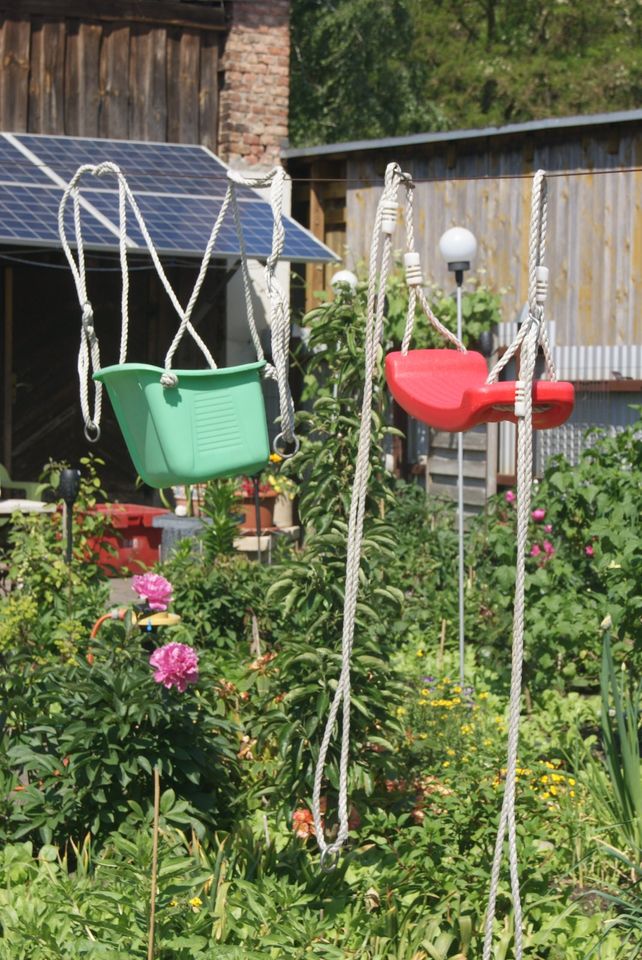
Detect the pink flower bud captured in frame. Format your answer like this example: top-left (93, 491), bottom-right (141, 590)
top-left (531, 508), bottom-right (546, 522)
top-left (504, 490), bottom-right (516, 504)
top-left (530, 544), bottom-right (542, 557)
top-left (585, 545), bottom-right (594, 557)
top-left (543, 540), bottom-right (555, 556)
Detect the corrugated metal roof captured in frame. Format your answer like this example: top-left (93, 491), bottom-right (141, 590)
top-left (283, 109), bottom-right (642, 161)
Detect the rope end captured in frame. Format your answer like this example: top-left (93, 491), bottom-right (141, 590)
top-left (160, 371), bottom-right (179, 389)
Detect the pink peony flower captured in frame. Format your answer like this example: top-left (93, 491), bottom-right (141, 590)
top-left (149, 642), bottom-right (199, 692)
top-left (132, 573), bottom-right (173, 611)
top-left (531, 508), bottom-right (546, 522)
top-left (530, 544), bottom-right (542, 557)
top-left (543, 540), bottom-right (555, 556)
top-left (544, 524), bottom-right (553, 533)
top-left (585, 545), bottom-right (594, 557)
top-left (505, 490), bottom-right (516, 504)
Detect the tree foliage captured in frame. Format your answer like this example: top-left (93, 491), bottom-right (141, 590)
top-left (290, 0), bottom-right (642, 146)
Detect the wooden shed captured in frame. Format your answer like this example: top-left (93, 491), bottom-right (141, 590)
top-left (285, 110), bottom-right (642, 499)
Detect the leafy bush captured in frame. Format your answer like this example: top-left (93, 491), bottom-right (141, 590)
top-left (1, 634), bottom-right (240, 848)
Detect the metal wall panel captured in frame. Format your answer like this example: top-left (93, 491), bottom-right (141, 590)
top-left (346, 135), bottom-right (642, 359)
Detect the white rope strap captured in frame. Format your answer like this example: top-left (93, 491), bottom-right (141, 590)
top-left (487, 171), bottom-right (556, 386)
top-left (399, 180), bottom-right (466, 355)
top-left (58, 175), bottom-right (103, 441)
top-left (312, 162), bottom-right (406, 865)
top-left (482, 171), bottom-right (549, 960)
top-left (228, 166), bottom-right (297, 450)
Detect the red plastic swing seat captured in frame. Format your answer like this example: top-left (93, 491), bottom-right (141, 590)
top-left (385, 349), bottom-right (575, 432)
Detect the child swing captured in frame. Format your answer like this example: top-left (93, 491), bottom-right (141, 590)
top-left (59, 161), bottom-right (296, 488)
top-left (313, 165), bottom-right (574, 960)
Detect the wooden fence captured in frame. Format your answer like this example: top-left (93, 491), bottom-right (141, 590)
top-left (0, 2), bottom-right (224, 146)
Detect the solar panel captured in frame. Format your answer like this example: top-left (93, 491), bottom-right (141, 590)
top-left (0, 132), bottom-right (338, 262)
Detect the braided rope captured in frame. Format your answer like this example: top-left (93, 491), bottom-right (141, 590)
top-left (482, 170), bottom-right (549, 960)
top-left (399, 182), bottom-right (466, 355)
top-left (312, 162), bottom-right (406, 863)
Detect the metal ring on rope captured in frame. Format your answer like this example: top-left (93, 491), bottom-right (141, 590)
top-left (273, 432), bottom-right (300, 458)
top-left (84, 422), bottom-right (101, 443)
top-left (320, 848), bottom-right (341, 873)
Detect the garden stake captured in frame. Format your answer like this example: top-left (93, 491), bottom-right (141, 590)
top-left (148, 765), bottom-right (161, 960)
top-left (253, 474), bottom-right (263, 564)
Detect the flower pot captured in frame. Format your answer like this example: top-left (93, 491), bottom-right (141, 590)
top-left (239, 490), bottom-right (277, 532)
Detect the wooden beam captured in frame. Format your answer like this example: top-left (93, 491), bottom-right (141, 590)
top-left (3, 267), bottom-right (13, 473)
top-left (4, 1), bottom-right (226, 31)
top-left (305, 163), bottom-right (326, 313)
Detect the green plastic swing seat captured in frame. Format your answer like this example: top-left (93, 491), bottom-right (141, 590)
top-left (94, 360), bottom-right (270, 488)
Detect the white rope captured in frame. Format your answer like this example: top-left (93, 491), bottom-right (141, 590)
top-left (228, 166), bottom-right (296, 449)
top-left (399, 184), bottom-right (466, 355)
top-left (482, 170), bottom-right (549, 960)
top-left (312, 162), bottom-right (409, 865)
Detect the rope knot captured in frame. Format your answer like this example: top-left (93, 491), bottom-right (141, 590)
top-left (160, 371), bottom-right (179, 389)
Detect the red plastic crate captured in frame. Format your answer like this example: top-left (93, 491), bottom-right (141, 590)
top-left (88, 503), bottom-right (170, 576)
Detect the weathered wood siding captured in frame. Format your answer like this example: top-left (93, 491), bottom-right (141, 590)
top-left (0, 3), bottom-right (224, 147)
top-left (345, 130), bottom-right (642, 351)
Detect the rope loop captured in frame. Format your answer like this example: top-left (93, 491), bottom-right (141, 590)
top-left (312, 161), bottom-right (409, 865)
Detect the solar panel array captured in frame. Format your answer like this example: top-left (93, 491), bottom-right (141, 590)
top-left (0, 133), bottom-right (338, 262)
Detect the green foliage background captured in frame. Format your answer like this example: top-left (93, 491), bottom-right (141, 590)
top-left (290, 0), bottom-right (642, 146)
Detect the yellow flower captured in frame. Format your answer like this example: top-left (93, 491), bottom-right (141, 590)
top-left (446, 748), bottom-right (456, 757)
top-left (416, 649), bottom-right (424, 658)
top-left (568, 777), bottom-right (576, 786)
top-left (418, 699), bottom-right (428, 706)
top-left (460, 724), bottom-right (473, 735)
top-left (418, 732), bottom-right (428, 740)
top-left (189, 896), bottom-right (203, 912)
top-left (442, 760), bottom-right (451, 768)
top-left (541, 791), bottom-right (550, 800)
top-left (570, 790), bottom-right (576, 798)
top-left (483, 738), bottom-right (493, 747)
top-left (452, 685), bottom-right (462, 694)
top-left (551, 773), bottom-right (564, 783)
top-left (396, 706), bottom-right (407, 718)
top-left (545, 761), bottom-right (555, 769)
top-left (549, 785), bottom-right (558, 796)
top-left (478, 692), bottom-right (489, 700)
top-left (170, 899), bottom-right (178, 907)
top-left (421, 688), bottom-right (431, 696)
top-left (269, 453), bottom-right (283, 463)
top-left (540, 775), bottom-right (549, 784)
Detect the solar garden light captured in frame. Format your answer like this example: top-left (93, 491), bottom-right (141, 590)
top-left (58, 467), bottom-right (81, 565)
top-left (439, 227), bottom-right (477, 687)
top-left (330, 269), bottom-right (358, 294)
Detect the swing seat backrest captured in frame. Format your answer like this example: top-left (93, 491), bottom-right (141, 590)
top-left (386, 349), bottom-right (575, 432)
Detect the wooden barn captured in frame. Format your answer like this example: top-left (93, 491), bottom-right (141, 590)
top-left (285, 109), bottom-right (642, 502)
top-left (0, 1), bottom-right (336, 499)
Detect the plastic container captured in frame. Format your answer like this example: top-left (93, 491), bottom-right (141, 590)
top-left (93, 361), bottom-right (270, 488)
top-left (88, 503), bottom-right (170, 575)
top-left (152, 514), bottom-right (211, 562)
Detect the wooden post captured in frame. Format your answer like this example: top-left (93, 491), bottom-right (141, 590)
top-left (305, 161), bottom-right (326, 313)
top-left (3, 267), bottom-right (13, 472)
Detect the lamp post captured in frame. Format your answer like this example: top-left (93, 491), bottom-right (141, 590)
top-left (438, 227), bottom-right (477, 687)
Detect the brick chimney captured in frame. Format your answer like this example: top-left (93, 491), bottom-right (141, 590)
top-left (218, 0), bottom-right (290, 167)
